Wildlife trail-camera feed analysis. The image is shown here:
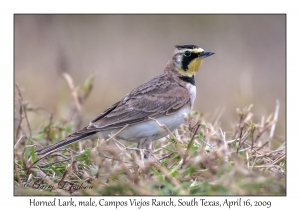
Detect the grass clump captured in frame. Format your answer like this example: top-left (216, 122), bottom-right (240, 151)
top-left (14, 75), bottom-right (286, 196)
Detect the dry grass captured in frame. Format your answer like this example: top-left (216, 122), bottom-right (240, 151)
top-left (14, 75), bottom-right (286, 196)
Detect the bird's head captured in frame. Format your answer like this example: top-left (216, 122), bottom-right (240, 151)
top-left (172, 44), bottom-right (214, 77)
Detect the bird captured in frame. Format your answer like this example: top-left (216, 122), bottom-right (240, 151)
top-left (35, 44), bottom-right (214, 159)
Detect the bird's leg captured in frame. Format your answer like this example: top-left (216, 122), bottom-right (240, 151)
top-left (137, 138), bottom-right (153, 159)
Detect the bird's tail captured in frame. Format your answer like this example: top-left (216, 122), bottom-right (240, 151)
top-left (35, 127), bottom-right (98, 156)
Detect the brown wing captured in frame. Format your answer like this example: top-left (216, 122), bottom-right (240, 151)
top-left (89, 73), bottom-right (190, 129)
top-left (35, 73), bottom-right (190, 156)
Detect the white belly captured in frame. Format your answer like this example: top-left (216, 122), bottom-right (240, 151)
top-left (99, 105), bottom-right (191, 142)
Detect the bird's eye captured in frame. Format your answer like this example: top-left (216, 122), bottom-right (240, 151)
top-left (184, 51), bottom-right (191, 56)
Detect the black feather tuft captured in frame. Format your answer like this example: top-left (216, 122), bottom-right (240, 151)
top-left (175, 44), bottom-right (199, 49)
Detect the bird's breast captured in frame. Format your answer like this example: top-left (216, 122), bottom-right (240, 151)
top-left (186, 83), bottom-right (196, 107)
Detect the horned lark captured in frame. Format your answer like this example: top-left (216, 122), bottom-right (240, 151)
top-left (36, 45), bottom-right (214, 158)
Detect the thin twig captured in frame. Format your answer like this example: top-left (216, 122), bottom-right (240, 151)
top-left (236, 125), bottom-right (244, 153)
top-left (149, 117), bottom-right (183, 143)
top-left (246, 150), bottom-right (250, 169)
top-left (219, 128), bottom-right (227, 149)
top-left (253, 154), bottom-right (286, 168)
top-left (233, 146), bottom-right (251, 153)
top-left (254, 123), bottom-right (274, 143)
top-left (183, 123), bottom-right (201, 164)
top-left (197, 136), bottom-right (214, 149)
top-left (266, 148), bottom-right (285, 156)
top-left (158, 153), bottom-right (174, 161)
top-left (251, 126), bottom-right (256, 151)
top-left (62, 73), bottom-right (83, 151)
top-left (99, 154), bottom-right (131, 164)
top-left (14, 135), bottom-right (26, 149)
top-left (271, 154), bottom-right (286, 165)
top-left (111, 137), bottom-right (134, 160)
top-left (45, 114), bottom-right (53, 141)
top-left (38, 158), bottom-right (71, 168)
top-left (62, 73), bottom-right (82, 112)
top-left (154, 142), bottom-right (173, 153)
top-left (26, 173), bottom-right (32, 183)
top-left (269, 100), bottom-right (280, 150)
top-left (251, 155), bottom-right (258, 169)
top-left (59, 158), bottom-right (74, 184)
top-left (16, 84), bottom-right (32, 138)
top-left (15, 102), bottom-right (23, 140)
top-left (254, 141), bottom-right (269, 153)
top-left (213, 107), bottom-right (225, 128)
top-left (238, 126), bottom-right (253, 152)
top-left (105, 125), bottom-right (128, 143)
top-left (233, 105), bottom-right (253, 139)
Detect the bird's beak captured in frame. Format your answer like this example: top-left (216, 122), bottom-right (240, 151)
top-left (199, 51), bottom-right (215, 58)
